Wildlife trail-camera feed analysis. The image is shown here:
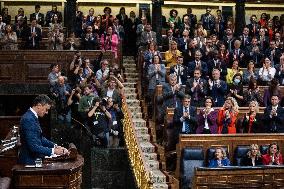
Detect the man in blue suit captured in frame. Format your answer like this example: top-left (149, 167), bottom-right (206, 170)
top-left (18, 95), bottom-right (68, 165)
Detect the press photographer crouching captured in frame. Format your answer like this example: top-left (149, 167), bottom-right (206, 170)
top-left (88, 97), bottom-right (112, 147)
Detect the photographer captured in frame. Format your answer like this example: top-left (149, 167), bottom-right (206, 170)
top-left (88, 97), bottom-right (112, 147)
top-left (67, 86), bottom-right (82, 120)
top-left (101, 76), bottom-right (124, 107)
top-left (106, 97), bottom-right (124, 147)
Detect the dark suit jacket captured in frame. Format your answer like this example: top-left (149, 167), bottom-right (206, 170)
top-left (185, 78), bottom-right (208, 106)
top-left (187, 60), bottom-right (208, 78)
top-left (45, 11), bottom-right (62, 26)
top-left (24, 26), bottom-right (42, 49)
top-left (207, 59), bottom-right (227, 80)
top-left (162, 83), bottom-right (185, 109)
top-left (19, 109), bottom-right (54, 165)
top-left (241, 155), bottom-right (263, 166)
top-left (30, 13), bottom-right (45, 26)
top-left (170, 64), bottom-right (188, 85)
top-left (241, 113), bottom-right (262, 133)
top-left (161, 36), bottom-right (177, 52)
top-left (263, 106), bottom-right (284, 133)
top-left (173, 105), bottom-right (197, 134)
top-left (229, 48), bottom-right (247, 67)
top-left (209, 80), bottom-right (227, 107)
top-left (208, 158), bottom-right (230, 167)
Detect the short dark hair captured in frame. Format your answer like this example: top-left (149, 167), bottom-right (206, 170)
top-left (50, 63), bottom-right (58, 69)
top-left (35, 4), bottom-right (41, 9)
top-left (32, 95), bottom-right (52, 107)
top-left (183, 94), bottom-right (191, 100)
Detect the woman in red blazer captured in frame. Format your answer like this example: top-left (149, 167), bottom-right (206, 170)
top-left (217, 97), bottom-right (238, 134)
top-left (262, 143), bottom-right (283, 165)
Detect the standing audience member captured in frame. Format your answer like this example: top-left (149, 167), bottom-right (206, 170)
top-left (173, 95), bottom-right (197, 134)
top-left (196, 97), bottom-right (218, 134)
top-left (217, 97), bottom-right (239, 134)
top-left (262, 143), bottom-right (283, 165)
top-left (263, 78), bottom-right (282, 107)
top-left (48, 63), bottom-right (61, 91)
top-left (208, 69), bottom-right (227, 107)
top-left (165, 41), bottom-right (182, 67)
top-left (96, 60), bottom-right (110, 85)
top-left (24, 18), bottom-right (42, 49)
top-left (45, 4), bottom-right (62, 27)
top-left (170, 56), bottom-right (188, 85)
top-left (200, 7), bottom-right (215, 35)
top-left (2, 8), bottom-right (11, 24)
top-left (30, 4), bottom-right (44, 26)
top-left (241, 101), bottom-right (262, 133)
top-left (100, 26), bottom-right (119, 58)
top-left (2, 25), bottom-right (17, 50)
top-left (258, 57), bottom-right (276, 85)
top-left (82, 25), bottom-right (99, 50)
top-left (48, 25), bottom-right (64, 50)
top-left (101, 7), bottom-right (114, 32)
top-left (15, 8), bottom-right (27, 25)
top-left (263, 95), bottom-right (284, 133)
top-left (187, 50), bottom-right (208, 78)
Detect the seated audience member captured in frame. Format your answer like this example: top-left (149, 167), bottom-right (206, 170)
top-left (82, 25), bottom-right (99, 50)
top-left (196, 97), bottom-right (218, 134)
top-left (247, 15), bottom-right (260, 37)
top-left (106, 97), bottom-right (124, 147)
top-left (64, 32), bottom-right (80, 50)
top-left (100, 26), bottom-right (119, 58)
top-left (263, 95), bottom-right (284, 133)
top-left (263, 78), bottom-right (282, 107)
top-left (243, 60), bottom-right (259, 85)
top-left (227, 73), bottom-right (244, 106)
top-left (2, 25), bottom-right (17, 50)
top-left (170, 56), bottom-right (188, 85)
top-left (88, 97), bottom-right (112, 148)
top-left (247, 37), bottom-right (263, 68)
top-left (208, 69), bottom-right (227, 107)
top-left (185, 68), bottom-right (208, 107)
top-left (165, 40), bottom-right (182, 67)
top-left (262, 143), bottom-right (283, 165)
top-left (161, 29), bottom-right (176, 52)
top-left (45, 4), bottom-right (62, 27)
top-left (241, 101), bottom-right (262, 133)
top-left (30, 4), bottom-right (44, 27)
top-left (226, 60), bottom-right (243, 85)
top-left (173, 95), bottom-right (197, 134)
top-left (241, 144), bottom-right (263, 166)
top-left (243, 78), bottom-right (263, 106)
top-left (207, 50), bottom-right (227, 80)
top-left (208, 147), bottom-right (230, 168)
top-left (217, 97), bottom-right (239, 134)
top-left (96, 60), bottom-right (110, 84)
top-left (52, 76), bottom-right (72, 124)
top-left (13, 16), bottom-right (27, 38)
top-left (48, 63), bottom-right (60, 91)
top-left (275, 54), bottom-right (284, 85)
top-left (140, 24), bottom-right (157, 47)
top-left (258, 57), bottom-right (276, 85)
top-left (136, 17), bottom-right (147, 48)
top-left (147, 54), bottom-right (166, 99)
top-left (24, 18), bottom-right (42, 49)
top-left (265, 40), bottom-right (282, 66)
top-left (101, 76), bottom-right (124, 105)
top-left (177, 29), bottom-right (190, 54)
top-left (187, 50), bottom-right (208, 78)
top-left (48, 25), bottom-right (64, 50)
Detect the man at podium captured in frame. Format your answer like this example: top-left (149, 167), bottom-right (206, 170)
top-left (18, 95), bottom-right (68, 165)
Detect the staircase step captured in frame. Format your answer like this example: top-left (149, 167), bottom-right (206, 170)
top-left (131, 112), bottom-right (143, 119)
top-left (123, 56), bottom-right (134, 61)
top-left (144, 152), bottom-right (158, 161)
top-left (124, 87), bottom-right (136, 94)
top-left (132, 118), bottom-right (147, 127)
top-left (125, 93), bottom-right (137, 100)
top-left (128, 106), bottom-right (141, 114)
top-left (137, 133), bottom-right (151, 142)
top-left (126, 99), bottom-right (140, 107)
top-left (123, 61), bottom-right (136, 65)
top-left (153, 183), bottom-right (168, 189)
top-left (124, 67), bottom-right (136, 72)
top-left (140, 142), bottom-right (156, 153)
top-left (123, 82), bottom-right (137, 88)
top-left (126, 78), bottom-right (138, 82)
top-left (149, 170), bottom-right (167, 184)
top-left (135, 126), bottom-right (149, 135)
top-left (124, 72), bottom-right (139, 77)
top-left (145, 160), bottom-right (160, 170)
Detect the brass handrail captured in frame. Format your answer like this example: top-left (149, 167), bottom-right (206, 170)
top-left (121, 96), bottom-right (153, 189)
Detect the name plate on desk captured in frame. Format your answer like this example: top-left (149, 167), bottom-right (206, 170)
top-left (12, 154), bottom-right (84, 189)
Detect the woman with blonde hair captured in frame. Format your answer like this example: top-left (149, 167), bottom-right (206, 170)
top-left (209, 147), bottom-right (230, 167)
top-left (241, 144), bottom-right (263, 166)
top-left (217, 97), bottom-right (238, 134)
top-left (165, 40), bottom-right (181, 67)
top-left (241, 101), bottom-right (262, 133)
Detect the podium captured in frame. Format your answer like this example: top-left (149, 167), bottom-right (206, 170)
top-left (12, 154), bottom-right (84, 189)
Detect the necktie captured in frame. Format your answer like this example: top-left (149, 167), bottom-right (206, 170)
top-left (184, 107), bottom-right (190, 134)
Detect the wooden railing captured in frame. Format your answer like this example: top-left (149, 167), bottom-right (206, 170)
top-left (121, 95), bottom-right (153, 189)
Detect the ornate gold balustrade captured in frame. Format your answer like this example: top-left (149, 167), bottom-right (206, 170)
top-left (122, 97), bottom-right (153, 189)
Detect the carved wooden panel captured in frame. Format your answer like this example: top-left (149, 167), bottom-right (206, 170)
top-left (25, 63), bottom-right (51, 81)
top-left (0, 63), bottom-right (14, 80)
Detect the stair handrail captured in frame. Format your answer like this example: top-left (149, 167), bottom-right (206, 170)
top-left (121, 95), bottom-right (153, 189)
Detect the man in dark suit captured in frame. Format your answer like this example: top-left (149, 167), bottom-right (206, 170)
top-left (207, 51), bottom-right (227, 80)
top-left (161, 29), bottom-right (177, 52)
top-left (264, 40), bottom-right (282, 66)
top-left (239, 27), bottom-right (251, 50)
top-left (30, 4), bottom-right (44, 26)
top-left (85, 8), bottom-right (95, 26)
top-left (19, 95), bottom-right (68, 165)
top-left (173, 95), bottom-right (197, 134)
top-left (263, 95), bottom-right (284, 133)
top-left (187, 50), bottom-right (208, 78)
top-left (208, 69), bottom-right (227, 107)
top-left (24, 18), bottom-right (42, 49)
top-left (229, 40), bottom-right (247, 67)
top-left (45, 4), bottom-right (62, 26)
top-left (170, 56), bottom-right (188, 85)
top-left (275, 54), bottom-right (284, 85)
top-left (185, 68), bottom-right (208, 107)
